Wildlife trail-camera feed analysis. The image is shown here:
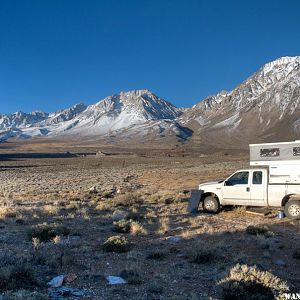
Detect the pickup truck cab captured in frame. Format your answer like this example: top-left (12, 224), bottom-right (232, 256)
top-left (198, 141), bottom-right (300, 219)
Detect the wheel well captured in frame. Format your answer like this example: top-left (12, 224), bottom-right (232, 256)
top-left (201, 192), bottom-right (219, 202)
top-left (281, 194), bottom-right (295, 207)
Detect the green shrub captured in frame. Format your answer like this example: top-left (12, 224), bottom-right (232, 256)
top-left (28, 223), bottom-right (70, 242)
top-left (102, 235), bottom-right (131, 253)
top-left (218, 264), bottom-right (289, 300)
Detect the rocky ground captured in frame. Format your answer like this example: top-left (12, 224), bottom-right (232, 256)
top-left (0, 151), bottom-right (299, 300)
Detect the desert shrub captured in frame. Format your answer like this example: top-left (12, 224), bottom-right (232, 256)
top-left (218, 264), bottom-right (289, 300)
top-left (120, 269), bottom-right (142, 285)
top-left (114, 193), bottom-right (143, 207)
top-left (113, 220), bottom-right (132, 233)
top-left (0, 257), bottom-right (36, 291)
top-left (28, 223), bottom-right (70, 242)
top-left (130, 221), bottom-right (147, 236)
top-left (102, 235), bottom-right (131, 253)
top-left (32, 242), bottom-right (75, 269)
top-left (187, 242), bottom-right (216, 264)
top-left (147, 251), bottom-right (166, 260)
top-left (293, 248), bottom-right (300, 259)
top-left (246, 225), bottom-right (274, 237)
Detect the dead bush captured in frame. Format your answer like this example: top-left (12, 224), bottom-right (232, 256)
top-left (218, 264), bottom-right (289, 300)
top-left (28, 223), bottom-right (70, 242)
top-left (102, 235), bottom-right (131, 253)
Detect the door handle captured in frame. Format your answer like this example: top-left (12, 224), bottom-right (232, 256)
top-left (246, 187), bottom-right (250, 192)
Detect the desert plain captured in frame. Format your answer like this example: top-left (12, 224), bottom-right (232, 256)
top-left (0, 141), bottom-right (299, 300)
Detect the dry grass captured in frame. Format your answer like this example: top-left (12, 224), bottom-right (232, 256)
top-left (130, 221), bottom-right (148, 236)
top-left (158, 216), bottom-right (170, 235)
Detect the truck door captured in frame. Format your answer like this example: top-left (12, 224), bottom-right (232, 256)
top-left (222, 171), bottom-right (251, 205)
top-left (250, 170), bottom-right (266, 206)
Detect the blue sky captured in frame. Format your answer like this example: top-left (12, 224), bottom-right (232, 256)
top-left (0, 0), bottom-right (299, 113)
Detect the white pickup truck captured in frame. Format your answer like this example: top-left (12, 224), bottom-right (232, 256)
top-left (198, 141), bottom-right (300, 219)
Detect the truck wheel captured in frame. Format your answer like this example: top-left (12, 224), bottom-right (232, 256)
top-left (284, 200), bottom-right (300, 220)
top-left (203, 196), bottom-right (220, 214)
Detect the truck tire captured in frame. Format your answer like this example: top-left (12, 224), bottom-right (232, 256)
top-left (284, 200), bottom-right (300, 220)
top-left (203, 196), bottom-right (220, 214)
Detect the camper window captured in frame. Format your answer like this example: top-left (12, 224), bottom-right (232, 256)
top-left (293, 147), bottom-right (300, 156)
top-left (260, 148), bottom-right (280, 157)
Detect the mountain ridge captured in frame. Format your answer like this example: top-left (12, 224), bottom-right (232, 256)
top-left (1, 56), bottom-right (300, 146)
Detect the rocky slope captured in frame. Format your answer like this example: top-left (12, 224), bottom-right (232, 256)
top-left (180, 56), bottom-right (300, 148)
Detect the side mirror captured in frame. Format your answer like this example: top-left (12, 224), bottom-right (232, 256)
top-left (224, 181), bottom-right (231, 186)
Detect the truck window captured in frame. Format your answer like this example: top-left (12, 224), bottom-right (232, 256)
top-left (252, 171), bottom-right (262, 184)
top-left (226, 172), bottom-right (249, 185)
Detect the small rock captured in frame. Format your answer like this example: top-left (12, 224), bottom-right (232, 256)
top-left (63, 273), bottom-right (77, 283)
top-left (48, 275), bottom-right (65, 288)
top-left (106, 276), bottom-right (127, 285)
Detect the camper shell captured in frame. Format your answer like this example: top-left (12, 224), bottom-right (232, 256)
top-left (250, 140), bottom-right (300, 184)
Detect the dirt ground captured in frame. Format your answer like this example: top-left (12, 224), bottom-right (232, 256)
top-left (0, 150), bottom-right (299, 299)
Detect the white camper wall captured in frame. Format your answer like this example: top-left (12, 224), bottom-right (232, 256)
top-left (269, 165), bottom-right (300, 184)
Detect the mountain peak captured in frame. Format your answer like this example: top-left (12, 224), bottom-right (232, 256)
top-left (261, 56), bottom-right (300, 74)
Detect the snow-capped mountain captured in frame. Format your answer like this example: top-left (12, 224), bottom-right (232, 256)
top-left (180, 56), bottom-right (300, 147)
top-left (0, 111), bottom-right (48, 130)
top-left (1, 56), bottom-right (300, 147)
top-left (0, 89), bottom-right (189, 142)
